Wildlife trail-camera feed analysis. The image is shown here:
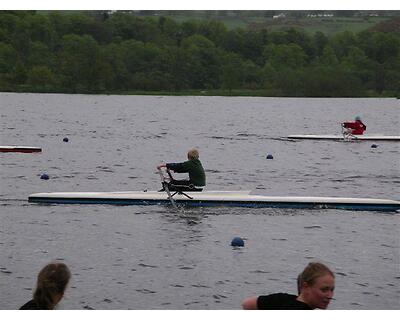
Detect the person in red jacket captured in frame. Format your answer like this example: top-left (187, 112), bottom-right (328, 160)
top-left (341, 116), bottom-right (366, 136)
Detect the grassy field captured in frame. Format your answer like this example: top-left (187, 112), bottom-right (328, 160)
top-left (163, 14), bottom-right (393, 35)
top-left (288, 17), bottom-right (390, 35)
top-left (172, 15), bottom-right (248, 29)
top-left (38, 11), bottom-right (396, 35)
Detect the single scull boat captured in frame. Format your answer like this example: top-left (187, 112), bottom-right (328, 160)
top-left (28, 190), bottom-right (400, 212)
top-left (287, 135), bottom-right (400, 141)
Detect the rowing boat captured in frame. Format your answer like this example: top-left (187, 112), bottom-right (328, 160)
top-left (287, 135), bottom-right (400, 141)
top-left (28, 190), bottom-right (400, 212)
top-left (0, 146), bottom-right (42, 153)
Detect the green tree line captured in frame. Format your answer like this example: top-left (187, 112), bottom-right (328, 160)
top-left (0, 11), bottom-right (399, 96)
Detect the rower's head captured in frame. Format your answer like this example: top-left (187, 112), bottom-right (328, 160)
top-left (187, 148), bottom-right (199, 160)
top-left (355, 116), bottom-right (362, 122)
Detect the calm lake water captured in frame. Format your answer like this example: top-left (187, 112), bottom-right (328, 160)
top-left (0, 93), bottom-right (399, 310)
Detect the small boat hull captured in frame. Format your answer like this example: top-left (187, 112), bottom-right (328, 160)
top-left (28, 191), bottom-right (400, 212)
top-left (0, 146), bottom-right (42, 153)
top-left (287, 135), bottom-right (400, 141)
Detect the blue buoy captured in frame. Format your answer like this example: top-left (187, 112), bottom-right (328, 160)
top-left (63, 137), bottom-right (69, 142)
top-left (40, 173), bottom-right (49, 180)
top-left (266, 154), bottom-right (274, 159)
top-left (371, 144), bottom-right (378, 148)
top-left (231, 237), bottom-right (244, 247)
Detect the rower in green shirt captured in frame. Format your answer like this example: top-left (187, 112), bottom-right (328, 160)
top-left (157, 148), bottom-right (206, 192)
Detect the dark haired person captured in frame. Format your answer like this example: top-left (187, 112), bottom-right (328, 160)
top-left (157, 148), bottom-right (206, 192)
top-left (20, 262), bottom-right (71, 310)
top-left (241, 262), bottom-right (335, 310)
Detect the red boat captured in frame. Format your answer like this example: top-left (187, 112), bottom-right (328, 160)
top-left (0, 146), bottom-right (42, 153)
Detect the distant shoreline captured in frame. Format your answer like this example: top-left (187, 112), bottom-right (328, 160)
top-left (1, 89), bottom-right (398, 98)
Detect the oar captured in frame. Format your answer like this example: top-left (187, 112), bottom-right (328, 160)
top-left (158, 168), bottom-right (178, 209)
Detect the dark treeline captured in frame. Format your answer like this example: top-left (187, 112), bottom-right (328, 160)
top-left (0, 11), bottom-right (399, 96)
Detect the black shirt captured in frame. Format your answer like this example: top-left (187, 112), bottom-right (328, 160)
top-left (166, 159), bottom-right (206, 186)
top-left (257, 293), bottom-right (313, 310)
top-left (20, 299), bottom-right (41, 310)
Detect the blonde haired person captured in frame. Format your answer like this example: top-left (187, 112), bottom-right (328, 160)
top-left (157, 148), bottom-right (206, 192)
top-left (20, 262), bottom-right (71, 310)
top-left (241, 262), bottom-right (335, 310)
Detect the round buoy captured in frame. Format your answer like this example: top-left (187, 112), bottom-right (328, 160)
top-left (231, 237), bottom-right (244, 247)
top-left (40, 173), bottom-right (49, 180)
top-left (371, 144), bottom-right (378, 148)
top-left (63, 137), bottom-right (69, 142)
top-left (266, 154), bottom-right (274, 159)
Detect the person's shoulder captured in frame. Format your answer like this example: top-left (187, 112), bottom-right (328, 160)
top-left (20, 299), bottom-right (41, 310)
top-left (191, 158), bottom-right (203, 165)
top-left (185, 159), bottom-right (197, 165)
top-left (257, 293), bottom-right (312, 310)
top-left (257, 293), bottom-right (295, 309)
top-left (262, 292), bottom-right (295, 299)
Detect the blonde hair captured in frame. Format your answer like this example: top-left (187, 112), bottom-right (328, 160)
top-left (187, 148), bottom-right (199, 160)
top-left (297, 262), bottom-right (334, 294)
top-left (33, 262), bottom-right (71, 309)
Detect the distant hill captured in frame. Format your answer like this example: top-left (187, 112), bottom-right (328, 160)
top-left (131, 10), bottom-right (400, 35)
top-left (1, 10), bottom-right (399, 97)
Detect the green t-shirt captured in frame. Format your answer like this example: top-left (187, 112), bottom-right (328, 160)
top-left (166, 159), bottom-right (206, 186)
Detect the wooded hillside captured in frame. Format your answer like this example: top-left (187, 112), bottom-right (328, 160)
top-left (0, 11), bottom-right (399, 97)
